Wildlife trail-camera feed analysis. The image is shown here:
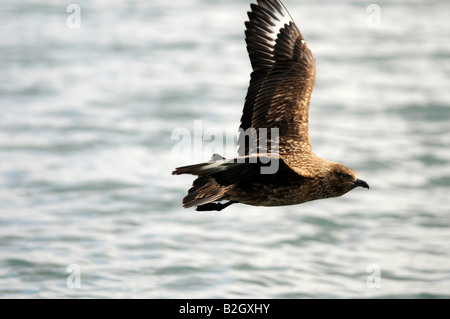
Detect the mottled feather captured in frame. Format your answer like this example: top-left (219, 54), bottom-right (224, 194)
top-left (238, 0), bottom-right (316, 160)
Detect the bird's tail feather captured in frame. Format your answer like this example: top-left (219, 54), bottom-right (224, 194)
top-left (172, 154), bottom-right (228, 209)
top-left (172, 154), bottom-right (227, 177)
top-left (182, 176), bottom-right (225, 209)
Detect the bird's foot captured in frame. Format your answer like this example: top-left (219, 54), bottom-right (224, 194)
top-left (196, 201), bottom-right (237, 212)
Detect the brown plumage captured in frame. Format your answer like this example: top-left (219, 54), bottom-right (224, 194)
top-left (172, 0), bottom-right (369, 211)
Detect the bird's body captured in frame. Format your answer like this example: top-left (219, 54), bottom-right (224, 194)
top-left (173, 0), bottom-right (369, 211)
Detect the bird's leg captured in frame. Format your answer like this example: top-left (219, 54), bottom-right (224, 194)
top-left (196, 201), bottom-right (237, 212)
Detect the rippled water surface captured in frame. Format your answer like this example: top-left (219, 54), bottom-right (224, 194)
top-left (1, 0), bottom-right (449, 298)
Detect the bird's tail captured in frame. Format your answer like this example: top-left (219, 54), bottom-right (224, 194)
top-left (173, 153), bottom-right (279, 210)
top-left (172, 154), bottom-right (230, 210)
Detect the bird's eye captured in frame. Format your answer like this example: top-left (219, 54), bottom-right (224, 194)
top-left (340, 173), bottom-right (351, 179)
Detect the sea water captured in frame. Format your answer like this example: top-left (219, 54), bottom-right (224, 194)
top-left (0, 0), bottom-right (449, 298)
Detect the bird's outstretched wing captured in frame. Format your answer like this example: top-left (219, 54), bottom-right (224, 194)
top-left (237, 0), bottom-right (316, 161)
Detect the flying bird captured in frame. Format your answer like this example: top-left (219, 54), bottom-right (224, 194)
top-left (173, 0), bottom-right (369, 211)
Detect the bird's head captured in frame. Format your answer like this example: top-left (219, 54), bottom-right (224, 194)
top-left (324, 162), bottom-right (369, 198)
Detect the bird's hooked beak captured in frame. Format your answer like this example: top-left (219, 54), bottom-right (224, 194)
top-left (353, 178), bottom-right (370, 189)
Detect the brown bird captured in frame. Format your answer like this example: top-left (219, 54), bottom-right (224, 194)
top-left (173, 0), bottom-right (369, 211)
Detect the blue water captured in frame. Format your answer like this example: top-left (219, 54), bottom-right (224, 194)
top-left (0, 0), bottom-right (449, 298)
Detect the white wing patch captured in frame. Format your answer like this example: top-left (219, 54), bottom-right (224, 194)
top-left (262, 1), bottom-right (295, 47)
